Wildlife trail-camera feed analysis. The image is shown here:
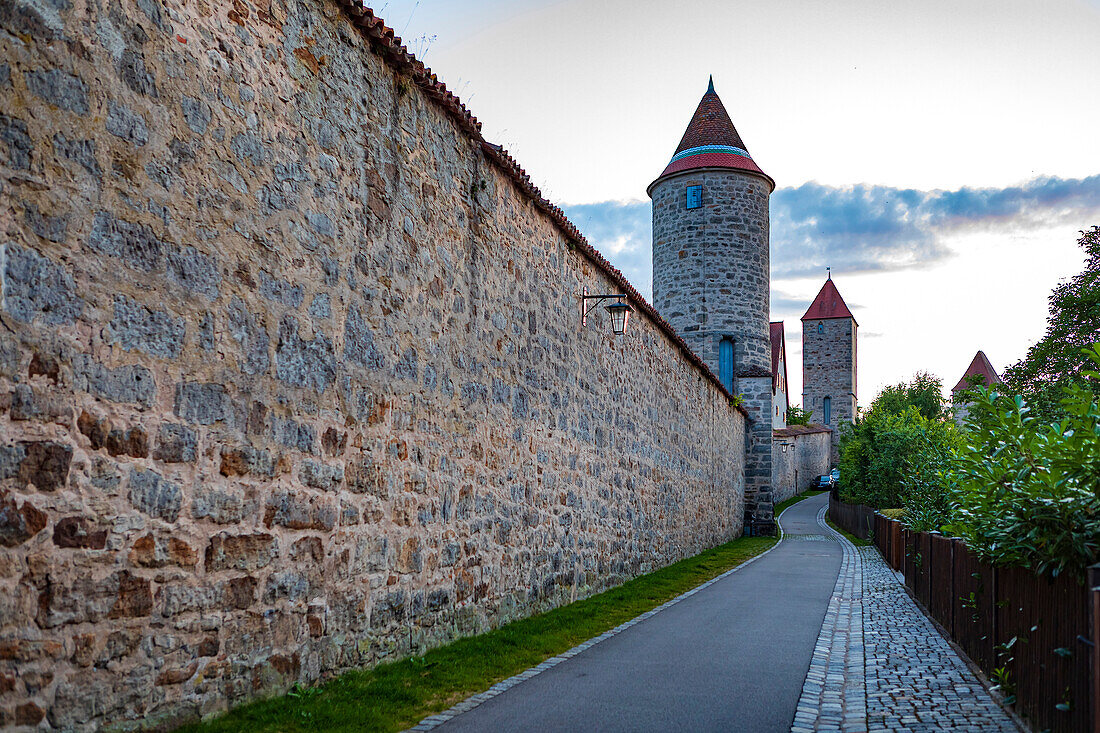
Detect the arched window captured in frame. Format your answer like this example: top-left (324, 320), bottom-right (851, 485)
top-left (823, 396), bottom-right (832, 424)
top-left (817, 322), bottom-right (825, 333)
top-left (718, 338), bottom-right (734, 393)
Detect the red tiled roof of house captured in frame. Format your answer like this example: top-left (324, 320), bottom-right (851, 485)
top-left (337, 4), bottom-right (748, 419)
top-left (952, 351), bottom-right (1002, 392)
top-left (774, 424), bottom-right (833, 437)
top-left (801, 278), bottom-right (857, 324)
top-left (647, 77), bottom-right (773, 193)
top-left (770, 321), bottom-right (786, 392)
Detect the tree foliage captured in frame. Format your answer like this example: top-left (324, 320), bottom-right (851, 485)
top-left (1002, 226), bottom-right (1100, 423)
top-left (785, 405), bottom-right (811, 426)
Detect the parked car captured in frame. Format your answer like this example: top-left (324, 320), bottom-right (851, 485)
top-left (816, 474), bottom-right (833, 489)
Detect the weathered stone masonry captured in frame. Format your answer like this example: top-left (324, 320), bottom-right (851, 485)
top-left (771, 425), bottom-right (831, 506)
top-left (0, 0), bottom-right (747, 728)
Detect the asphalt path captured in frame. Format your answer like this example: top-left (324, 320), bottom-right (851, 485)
top-left (437, 492), bottom-right (842, 732)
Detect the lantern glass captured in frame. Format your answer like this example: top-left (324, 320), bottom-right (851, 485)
top-left (605, 299), bottom-right (633, 335)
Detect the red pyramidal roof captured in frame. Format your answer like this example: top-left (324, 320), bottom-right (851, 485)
top-left (648, 77), bottom-right (773, 193)
top-left (801, 278), bottom-right (857, 324)
top-left (952, 351), bottom-right (1002, 392)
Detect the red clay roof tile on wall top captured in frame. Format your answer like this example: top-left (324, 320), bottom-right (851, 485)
top-left (334, 4), bottom-right (748, 418)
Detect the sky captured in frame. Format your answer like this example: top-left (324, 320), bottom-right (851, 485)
top-left (375, 0), bottom-right (1100, 404)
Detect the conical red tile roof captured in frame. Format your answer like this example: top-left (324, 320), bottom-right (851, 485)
top-left (952, 351), bottom-right (1001, 392)
top-left (648, 78), bottom-right (773, 193)
top-left (801, 278), bottom-right (857, 324)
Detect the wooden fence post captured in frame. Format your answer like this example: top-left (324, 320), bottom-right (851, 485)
top-left (1090, 563), bottom-right (1100, 733)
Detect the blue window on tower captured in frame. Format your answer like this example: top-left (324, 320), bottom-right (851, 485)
top-left (686, 185), bottom-right (703, 209)
top-left (718, 338), bottom-right (734, 393)
top-left (823, 396), bottom-right (832, 425)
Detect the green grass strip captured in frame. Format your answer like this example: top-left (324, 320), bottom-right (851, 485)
top-left (826, 517), bottom-right (872, 546)
top-left (773, 489), bottom-right (826, 518)
top-left (183, 534), bottom-right (777, 733)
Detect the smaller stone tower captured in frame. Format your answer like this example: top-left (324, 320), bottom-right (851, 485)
top-left (801, 276), bottom-right (857, 463)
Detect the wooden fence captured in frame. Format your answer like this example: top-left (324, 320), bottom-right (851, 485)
top-left (829, 491), bottom-right (1096, 733)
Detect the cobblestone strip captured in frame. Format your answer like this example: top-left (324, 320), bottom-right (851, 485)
top-left (792, 505), bottom-right (866, 733)
top-left (794, 509), bottom-right (1022, 732)
top-left (405, 509), bottom-right (802, 731)
top-left (861, 546), bottom-right (1020, 732)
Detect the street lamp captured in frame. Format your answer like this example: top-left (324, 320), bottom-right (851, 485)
top-left (580, 287), bottom-right (634, 335)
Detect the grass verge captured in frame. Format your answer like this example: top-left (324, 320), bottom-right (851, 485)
top-left (182, 535), bottom-right (777, 733)
top-left (773, 489), bottom-right (826, 518)
top-left (826, 517), bottom-right (872, 546)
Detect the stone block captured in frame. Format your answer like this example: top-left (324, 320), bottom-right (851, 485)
top-left (74, 356), bottom-right (156, 406)
top-left (86, 211), bottom-right (165, 272)
top-left (19, 440), bottom-right (72, 491)
top-left (128, 467), bottom-right (181, 521)
top-left (205, 533), bottom-right (278, 572)
top-left (219, 445), bottom-right (275, 478)
top-left (129, 533), bottom-right (197, 567)
top-left (167, 246), bottom-right (220, 299)
top-left (174, 382), bottom-right (230, 425)
top-left (0, 113), bottom-right (32, 169)
top-left (153, 423), bottom-right (197, 463)
top-left (264, 491), bottom-right (336, 531)
top-left (53, 516), bottom-right (108, 549)
top-left (0, 491), bottom-right (47, 546)
top-left (108, 295), bottom-right (185, 358)
top-left (191, 486), bottom-right (246, 524)
top-left (26, 68), bottom-right (88, 114)
top-left (343, 306), bottom-right (386, 369)
top-left (300, 460), bottom-right (343, 491)
top-left (105, 100), bottom-right (148, 146)
top-left (274, 316), bottom-right (335, 391)
top-left (2, 243), bottom-right (82, 325)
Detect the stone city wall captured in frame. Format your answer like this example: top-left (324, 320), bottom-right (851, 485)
top-left (0, 0), bottom-right (747, 727)
top-left (771, 426), bottom-right (832, 506)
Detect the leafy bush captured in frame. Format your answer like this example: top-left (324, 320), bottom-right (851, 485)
top-left (899, 420), bottom-right (964, 532)
top-left (879, 508), bottom-right (906, 520)
top-left (839, 373), bottom-right (955, 509)
top-left (944, 345), bottom-right (1100, 580)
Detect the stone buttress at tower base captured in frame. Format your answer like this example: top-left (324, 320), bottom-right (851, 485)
top-left (739, 375), bottom-right (774, 527)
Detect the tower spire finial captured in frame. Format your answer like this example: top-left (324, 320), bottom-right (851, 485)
top-left (707, 75), bottom-right (714, 93)
top-left (826, 266), bottom-right (831, 280)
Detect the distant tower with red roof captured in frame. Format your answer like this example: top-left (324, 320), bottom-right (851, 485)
top-left (801, 275), bottom-right (858, 461)
top-left (648, 77), bottom-right (776, 525)
top-left (951, 351), bottom-right (1001, 423)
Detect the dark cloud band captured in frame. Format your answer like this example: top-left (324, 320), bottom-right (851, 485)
top-left (563, 174), bottom-right (1100, 295)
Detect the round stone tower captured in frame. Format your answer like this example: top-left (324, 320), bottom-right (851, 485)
top-left (648, 77), bottom-right (777, 527)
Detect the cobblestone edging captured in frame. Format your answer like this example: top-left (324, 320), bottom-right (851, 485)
top-left (794, 510), bottom-right (1021, 732)
top-left (791, 505), bottom-right (866, 732)
top-left (405, 505), bottom-right (802, 731)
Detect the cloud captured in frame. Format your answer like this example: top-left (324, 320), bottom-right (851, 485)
top-left (771, 175), bottom-right (1100, 277)
top-left (563, 174), bottom-right (1100, 296)
top-left (563, 200), bottom-right (653, 295)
